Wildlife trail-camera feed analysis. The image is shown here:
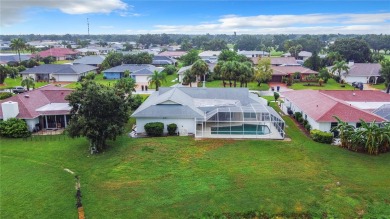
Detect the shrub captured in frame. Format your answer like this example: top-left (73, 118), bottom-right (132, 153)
top-left (84, 72), bottom-right (96, 80)
top-left (294, 112), bottom-right (302, 120)
top-left (0, 92), bottom-right (12, 100)
top-left (0, 118), bottom-right (31, 138)
top-left (167, 123), bottom-right (177, 135)
top-left (304, 123), bottom-right (311, 132)
top-left (164, 65), bottom-right (176, 75)
top-left (129, 94), bottom-right (143, 110)
top-left (144, 122), bottom-right (164, 137)
top-left (103, 76), bottom-right (107, 79)
top-left (303, 119), bottom-right (308, 126)
top-left (311, 129), bottom-right (333, 144)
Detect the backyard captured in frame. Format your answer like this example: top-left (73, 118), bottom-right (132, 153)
top-left (1, 113), bottom-right (390, 218)
top-left (0, 76), bottom-right (48, 89)
top-left (206, 80), bottom-right (270, 91)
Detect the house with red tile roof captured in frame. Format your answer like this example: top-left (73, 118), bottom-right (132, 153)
top-left (281, 90), bottom-right (390, 133)
top-left (0, 85), bottom-right (73, 131)
top-left (270, 65), bottom-right (318, 82)
top-left (37, 48), bottom-right (79, 61)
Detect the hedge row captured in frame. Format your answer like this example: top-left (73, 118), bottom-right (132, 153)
top-left (311, 129), bottom-right (333, 144)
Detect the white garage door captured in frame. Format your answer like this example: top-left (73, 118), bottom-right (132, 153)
top-left (56, 74), bottom-right (79, 82)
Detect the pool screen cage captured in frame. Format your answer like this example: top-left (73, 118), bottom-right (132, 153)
top-left (195, 103), bottom-right (285, 139)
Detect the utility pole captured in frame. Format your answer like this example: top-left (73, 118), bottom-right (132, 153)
top-left (87, 18), bottom-right (90, 36)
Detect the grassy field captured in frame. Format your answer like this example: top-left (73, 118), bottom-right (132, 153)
top-left (0, 77), bottom-right (48, 89)
top-left (290, 79), bottom-right (354, 90)
top-left (1, 111), bottom-right (390, 218)
top-left (384, 54), bottom-right (390, 61)
top-left (206, 80), bottom-right (270, 91)
top-left (372, 83), bottom-right (386, 90)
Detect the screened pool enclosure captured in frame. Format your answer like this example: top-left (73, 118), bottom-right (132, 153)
top-left (195, 103), bottom-right (285, 139)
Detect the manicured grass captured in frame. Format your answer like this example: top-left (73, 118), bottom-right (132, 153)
top-left (2, 113), bottom-right (390, 218)
top-left (206, 80), bottom-right (270, 91)
top-left (385, 54), bottom-right (390, 61)
top-left (53, 60), bottom-right (72, 64)
top-left (290, 78), bottom-right (354, 90)
top-left (371, 83), bottom-right (386, 90)
top-left (0, 77), bottom-right (48, 89)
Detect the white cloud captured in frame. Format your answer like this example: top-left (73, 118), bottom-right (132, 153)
top-left (0, 0), bottom-right (129, 26)
top-left (135, 13), bottom-right (390, 34)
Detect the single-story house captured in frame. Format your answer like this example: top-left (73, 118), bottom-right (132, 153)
top-left (335, 61), bottom-right (382, 84)
top-left (199, 51), bottom-right (221, 63)
top-left (281, 90), bottom-right (390, 133)
top-left (0, 85), bottom-right (73, 131)
top-left (21, 64), bottom-right (97, 82)
top-left (270, 57), bottom-right (299, 66)
top-left (283, 51), bottom-right (312, 61)
top-left (103, 64), bottom-right (164, 84)
top-left (37, 48), bottom-right (79, 61)
top-left (238, 50), bottom-right (269, 58)
top-left (158, 51), bottom-right (188, 59)
top-left (177, 63), bottom-right (216, 83)
top-left (152, 56), bottom-right (177, 66)
top-left (76, 47), bottom-right (113, 55)
top-left (73, 55), bottom-right (105, 67)
top-left (132, 87), bottom-right (285, 139)
top-left (270, 66), bottom-right (318, 82)
top-left (0, 54), bottom-right (31, 65)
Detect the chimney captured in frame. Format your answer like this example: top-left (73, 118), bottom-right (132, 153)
top-left (1, 101), bottom-right (19, 121)
top-left (348, 60), bottom-right (354, 67)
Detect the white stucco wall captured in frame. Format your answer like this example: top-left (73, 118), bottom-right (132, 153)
top-left (25, 118), bottom-right (40, 131)
top-left (135, 118), bottom-right (195, 134)
top-left (135, 75), bottom-right (149, 83)
top-left (343, 76), bottom-right (368, 84)
top-left (53, 74), bottom-right (79, 82)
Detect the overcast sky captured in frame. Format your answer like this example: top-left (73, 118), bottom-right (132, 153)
top-left (1, 0), bottom-right (389, 35)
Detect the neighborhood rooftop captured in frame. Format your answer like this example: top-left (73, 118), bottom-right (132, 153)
top-left (20, 64), bottom-right (97, 74)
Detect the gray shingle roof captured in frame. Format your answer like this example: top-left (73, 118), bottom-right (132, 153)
top-left (21, 64), bottom-right (97, 75)
top-left (103, 64), bottom-right (163, 75)
top-left (73, 55), bottom-right (105, 65)
top-left (343, 63), bottom-right (381, 77)
top-left (132, 87), bottom-right (280, 120)
top-left (373, 104), bottom-right (390, 121)
top-left (0, 55), bottom-right (31, 63)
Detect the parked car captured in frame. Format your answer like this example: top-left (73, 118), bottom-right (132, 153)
top-left (12, 86), bottom-right (26, 94)
top-left (352, 82), bottom-right (363, 89)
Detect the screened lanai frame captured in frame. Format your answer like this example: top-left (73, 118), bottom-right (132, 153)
top-left (195, 103), bottom-right (285, 139)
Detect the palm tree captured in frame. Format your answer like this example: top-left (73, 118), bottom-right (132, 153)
top-left (221, 61), bottom-right (236, 87)
top-left (182, 69), bottom-right (196, 87)
top-left (238, 62), bottom-right (253, 87)
top-left (331, 60), bottom-right (350, 79)
top-left (331, 116), bottom-right (355, 148)
top-left (191, 59), bottom-right (209, 88)
top-left (354, 120), bottom-right (389, 155)
top-left (21, 76), bottom-right (35, 91)
top-left (10, 38), bottom-right (26, 63)
top-left (147, 70), bottom-right (167, 91)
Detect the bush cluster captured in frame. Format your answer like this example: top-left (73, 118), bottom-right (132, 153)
top-left (311, 129), bottom-right (333, 144)
top-left (167, 123), bottom-right (177, 135)
top-left (0, 118), bottom-right (31, 138)
top-left (144, 122), bottom-right (164, 137)
top-left (0, 92), bottom-right (12, 100)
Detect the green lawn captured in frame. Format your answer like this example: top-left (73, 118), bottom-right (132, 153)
top-left (206, 80), bottom-right (270, 91)
top-left (384, 54), bottom-right (390, 61)
top-left (0, 77), bottom-right (48, 89)
top-left (290, 78), bottom-right (354, 90)
top-left (270, 50), bottom-right (284, 57)
top-left (1, 113), bottom-right (390, 218)
top-left (372, 83), bottom-right (386, 90)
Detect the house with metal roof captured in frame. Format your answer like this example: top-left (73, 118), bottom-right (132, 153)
top-left (238, 50), bottom-right (269, 58)
top-left (281, 90), bottom-right (390, 133)
top-left (132, 87), bottom-right (285, 139)
top-left (152, 56), bottom-right (177, 66)
top-left (0, 85), bottom-right (73, 131)
top-left (21, 64), bottom-right (97, 82)
top-left (103, 64), bottom-right (164, 84)
top-left (73, 55), bottom-right (105, 67)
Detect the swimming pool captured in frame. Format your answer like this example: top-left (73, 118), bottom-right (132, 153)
top-left (211, 124), bottom-right (270, 135)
